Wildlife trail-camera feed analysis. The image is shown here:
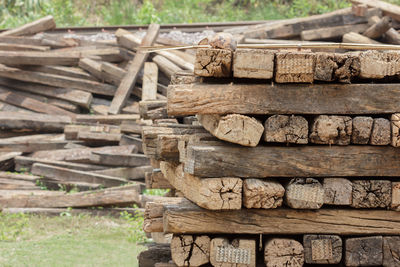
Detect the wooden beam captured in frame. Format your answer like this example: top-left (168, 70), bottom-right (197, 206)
top-left (184, 144), bottom-right (400, 178)
top-left (0, 51), bottom-right (79, 66)
top-left (90, 151), bottom-right (150, 167)
top-left (167, 82), bottom-right (400, 115)
top-left (264, 238), bottom-right (304, 267)
top-left (303, 235), bottom-right (342, 264)
top-left (76, 114), bottom-right (140, 125)
top-left (351, 0), bottom-right (400, 21)
top-left (342, 31), bottom-right (382, 44)
top-left (171, 235), bottom-right (210, 267)
top-left (108, 24), bottom-right (160, 114)
top-left (0, 15), bottom-right (56, 37)
top-left (14, 156), bottom-right (106, 172)
top-left (301, 23), bottom-right (368, 40)
top-left (93, 166), bottom-right (152, 180)
top-left (142, 62), bottom-right (158, 101)
top-left (26, 65), bottom-right (97, 81)
top-left (163, 205), bottom-right (400, 235)
top-left (0, 112), bottom-right (71, 132)
top-left (345, 236), bottom-right (383, 266)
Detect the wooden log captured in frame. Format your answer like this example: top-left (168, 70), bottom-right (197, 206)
top-left (152, 55), bottom-right (182, 79)
top-left (0, 51), bottom-right (79, 66)
top-left (310, 115), bottom-right (352, 145)
top-left (343, 31), bottom-right (382, 44)
top-left (323, 178), bottom-right (352, 206)
top-left (14, 156), bottom-right (105, 172)
top-left (156, 134), bottom-right (181, 161)
top-left (0, 101), bottom-right (33, 114)
top-left (314, 53), bottom-right (360, 83)
top-left (284, 178), bottom-right (324, 209)
top-left (31, 163), bottom-right (127, 188)
top-left (370, 118), bottom-right (391, 145)
top-left (76, 114), bottom-right (140, 125)
top-left (363, 16), bottom-right (392, 39)
top-left (108, 24), bottom-right (160, 114)
top-left (264, 115), bottom-right (308, 144)
top-left (359, 50), bottom-right (400, 79)
top-left (170, 71), bottom-right (201, 85)
top-left (194, 48), bottom-right (232, 78)
top-left (351, 116), bottom-right (373, 144)
top-left (210, 238), bottom-right (256, 267)
top-left (145, 170), bottom-right (173, 189)
top-left (0, 15), bottom-right (56, 37)
top-left (391, 113), bottom-right (400, 147)
top-left (383, 236), bottom-right (400, 267)
top-left (384, 28), bottom-right (400, 45)
top-left (100, 61), bottom-right (125, 85)
top-left (243, 178), bottom-right (284, 209)
top-left (138, 243), bottom-right (172, 267)
top-left (303, 235), bottom-right (342, 264)
top-left (301, 23), bottom-right (368, 40)
top-left (120, 135), bottom-right (143, 153)
top-left (78, 58), bottom-right (103, 80)
top-left (264, 238), bottom-right (304, 267)
top-left (232, 48), bottom-right (274, 79)
top-left (0, 78), bottom-right (92, 108)
top-left (275, 52), bottom-right (315, 83)
top-left (163, 205), bottom-right (400, 235)
top-left (0, 185), bottom-right (141, 208)
top-left (0, 112), bottom-right (71, 132)
top-left (198, 114), bottom-right (264, 147)
top-left (171, 235), bottom-right (210, 267)
top-left (168, 82), bottom-right (400, 116)
top-left (0, 43), bottom-right (50, 51)
top-left (351, 0), bottom-right (400, 21)
top-left (391, 182), bottom-right (400, 211)
top-left (93, 166), bottom-right (152, 180)
top-left (64, 124), bottom-right (121, 140)
top-left (160, 162), bottom-right (242, 210)
top-left (0, 86), bottom-right (74, 117)
top-left (184, 144), bottom-right (400, 178)
top-left (90, 151), bottom-right (150, 167)
top-left (142, 62), bottom-right (158, 101)
top-left (345, 236), bottom-right (383, 266)
top-left (351, 180), bottom-right (391, 208)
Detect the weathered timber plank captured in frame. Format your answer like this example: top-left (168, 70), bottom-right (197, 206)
top-left (301, 23), bottom-right (368, 40)
top-left (351, 0), bottom-right (400, 21)
top-left (14, 156), bottom-right (105, 172)
top-left (0, 112), bottom-right (71, 132)
top-left (163, 207), bottom-right (400, 235)
top-left (168, 83), bottom-right (400, 115)
top-left (184, 144), bottom-right (400, 178)
top-left (0, 51), bottom-right (79, 66)
top-left (90, 151), bottom-right (149, 167)
top-left (76, 114), bottom-right (140, 125)
top-left (0, 15), bottom-right (56, 37)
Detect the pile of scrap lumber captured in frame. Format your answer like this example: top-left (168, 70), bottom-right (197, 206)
top-left (0, 15), bottom-right (197, 215)
top-left (141, 2), bottom-right (400, 266)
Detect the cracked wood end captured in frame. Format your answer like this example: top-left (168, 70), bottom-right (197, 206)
top-left (284, 178), bottom-right (324, 209)
top-left (243, 178), bottom-right (284, 209)
top-left (314, 52), bottom-right (360, 83)
top-left (359, 50), bottom-right (400, 79)
top-left (383, 236), bottom-right (400, 266)
top-left (351, 180), bottom-right (391, 208)
top-left (233, 48), bottom-right (274, 79)
top-left (160, 161), bottom-right (242, 210)
top-left (352, 116), bottom-right (373, 144)
top-left (303, 235), bottom-right (342, 264)
top-left (264, 238), bottom-right (304, 267)
top-left (275, 52), bottom-right (315, 83)
top-left (198, 114), bottom-right (264, 147)
top-left (391, 113), bottom-right (400, 147)
top-left (194, 48), bottom-right (232, 77)
top-left (210, 237), bottom-right (256, 267)
top-left (264, 115), bottom-right (308, 144)
top-left (310, 115), bottom-right (352, 145)
top-left (323, 178), bottom-right (352, 206)
top-left (370, 118), bottom-right (391, 145)
top-left (345, 236), bottom-right (383, 266)
top-left (171, 235), bottom-right (210, 267)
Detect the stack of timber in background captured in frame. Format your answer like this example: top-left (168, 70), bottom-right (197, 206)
top-left (0, 15), bottom-right (197, 216)
top-left (141, 3), bottom-right (400, 266)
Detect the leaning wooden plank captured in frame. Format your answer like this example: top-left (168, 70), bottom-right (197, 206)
top-left (342, 31), bottom-right (382, 44)
top-left (0, 78), bottom-right (92, 108)
top-left (76, 114), bottom-right (140, 125)
top-left (0, 185), bottom-right (141, 208)
top-left (167, 83), bottom-right (400, 115)
top-left (163, 206), bottom-right (400, 235)
top-left (0, 86), bottom-right (74, 117)
top-left (78, 58), bottom-right (103, 80)
top-left (2, 207), bottom-right (143, 217)
top-left (0, 15), bottom-right (56, 37)
top-left (184, 144), bottom-right (400, 178)
top-left (351, 0), bottom-right (400, 21)
top-left (31, 163), bottom-right (127, 188)
top-left (0, 51), bottom-right (79, 66)
top-left (0, 64), bottom-right (116, 96)
top-left (14, 156), bottom-right (106, 172)
top-left (93, 166), bottom-right (152, 180)
top-left (363, 16), bottom-right (392, 39)
top-left (152, 55), bottom-right (182, 79)
top-left (301, 23), bottom-right (369, 41)
top-left (90, 151), bottom-right (150, 167)
top-left (161, 162), bottom-right (242, 210)
top-left (108, 24), bottom-right (160, 114)
top-left (0, 112), bottom-right (71, 132)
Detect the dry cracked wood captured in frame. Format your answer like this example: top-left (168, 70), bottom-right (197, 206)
top-left (310, 115), bottom-right (352, 145)
top-left (160, 161), bottom-right (242, 210)
top-left (184, 144), bottom-right (400, 178)
top-left (345, 236), bottom-right (383, 266)
top-left (198, 114), bottom-right (264, 147)
top-left (323, 178), bottom-right (352, 205)
top-left (142, 62), bottom-right (158, 101)
top-left (264, 238), bottom-right (304, 267)
top-left (363, 16), bottom-right (392, 39)
top-left (351, 116), bottom-right (373, 144)
top-left (370, 118), bottom-right (391, 145)
top-left (167, 83), bottom-right (400, 116)
top-left (351, 180), bottom-right (391, 208)
top-left (359, 50), bottom-right (400, 79)
top-left (303, 235), bottom-right (342, 264)
top-left (243, 179), bottom-right (284, 209)
top-left (171, 235), bottom-right (210, 267)
top-left (145, 169), bottom-right (173, 189)
top-left (275, 52), bottom-right (315, 83)
top-left (264, 115), bottom-right (308, 144)
top-left (383, 236), bottom-right (400, 267)
top-left (210, 238), bottom-right (256, 267)
top-left (314, 53), bottom-right (360, 83)
top-left (0, 15), bottom-right (55, 37)
top-left (284, 178), bottom-right (324, 209)
top-left (233, 49), bottom-right (274, 79)
top-left (194, 48), bottom-right (232, 77)
top-left (391, 113), bottom-right (400, 147)
top-left (391, 182), bottom-right (400, 211)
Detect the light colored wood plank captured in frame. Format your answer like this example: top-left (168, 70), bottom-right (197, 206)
top-left (0, 15), bottom-right (56, 37)
top-left (142, 62), bottom-right (158, 101)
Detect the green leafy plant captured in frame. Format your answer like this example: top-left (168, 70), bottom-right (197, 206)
top-left (35, 179), bottom-right (47, 190)
top-left (120, 208), bottom-right (147, 243)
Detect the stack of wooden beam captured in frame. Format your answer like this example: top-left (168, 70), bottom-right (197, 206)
top-left (141, 29), bottom-right (400, 265)
top-left (0, 16), bottom-right (196, 215)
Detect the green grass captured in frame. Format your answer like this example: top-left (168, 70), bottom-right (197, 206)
top-left (0, 212), bottom-right (146, 267)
